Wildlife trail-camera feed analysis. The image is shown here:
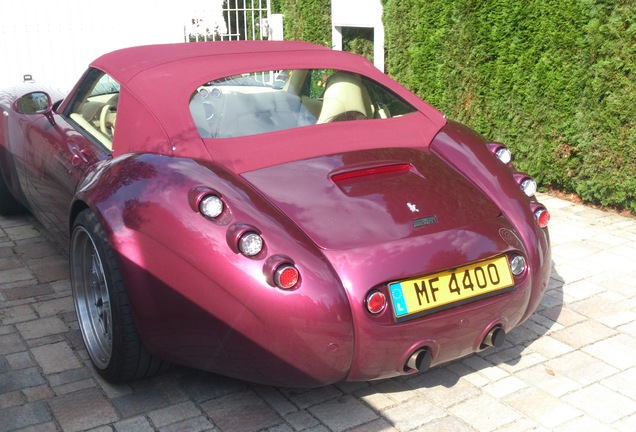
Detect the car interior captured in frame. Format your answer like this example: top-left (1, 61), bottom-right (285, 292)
top-left (190, 69), bottom-right (415, 139)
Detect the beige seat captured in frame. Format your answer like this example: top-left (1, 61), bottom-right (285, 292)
top-left (317, 72), bottom-right (374, 123)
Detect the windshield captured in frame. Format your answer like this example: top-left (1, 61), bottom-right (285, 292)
top-left (189, 69), bottom-right (417, 138)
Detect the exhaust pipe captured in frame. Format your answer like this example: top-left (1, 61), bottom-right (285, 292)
top-left (405, 348), bottom-right (432, 372)
top-left (482, 326), bottom-right (506, 348)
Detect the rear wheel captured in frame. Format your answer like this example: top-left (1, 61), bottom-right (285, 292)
top-left (70, 209), bottom-right (168, 382)
top-left (0, 169), bottom-right (24, 215)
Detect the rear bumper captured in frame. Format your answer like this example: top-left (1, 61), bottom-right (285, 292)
top-left (322, 217), bottom-right (551, 382)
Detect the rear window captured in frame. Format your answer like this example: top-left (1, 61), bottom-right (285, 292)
top-left (189, 69), bottom-right (417, 138)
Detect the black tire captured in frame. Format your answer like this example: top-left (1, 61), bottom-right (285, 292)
top-left (0, 169), bottom-right (24, 215)
top-left (70, 209), bottom-right (168, 382)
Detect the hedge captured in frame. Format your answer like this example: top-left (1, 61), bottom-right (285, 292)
top-left (382, 0), bottom-right (636, 212)
top-left (271, 0), bottom-right (332, 46)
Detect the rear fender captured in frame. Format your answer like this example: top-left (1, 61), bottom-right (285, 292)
top-left (430, 121), bottom-right (551, 321)
top-left (74, 153), bottom-right (355, 386)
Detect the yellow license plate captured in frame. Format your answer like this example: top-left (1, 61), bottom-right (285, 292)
top-left (389, 255), bottom-right (515, 321)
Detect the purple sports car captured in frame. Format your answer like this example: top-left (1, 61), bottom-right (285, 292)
top-left (0, 41), bottom-right (551, 386)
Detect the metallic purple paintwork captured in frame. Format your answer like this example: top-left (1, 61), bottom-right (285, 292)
top-left (0, 41), bottom-right (551, 386)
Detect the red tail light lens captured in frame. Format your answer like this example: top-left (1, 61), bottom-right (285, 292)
top-left (366, 291), bottom-right (387, 314)
top-left (535, 208), bottom-right (550, 228)
top-left (274, 265), bottom-right (299, 290)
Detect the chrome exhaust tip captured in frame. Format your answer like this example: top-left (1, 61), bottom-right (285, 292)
top-left (405, 348), bottom-right (432, 372)
top-left (482, 326), bottom-right (506, 348)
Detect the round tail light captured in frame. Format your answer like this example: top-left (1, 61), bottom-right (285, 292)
top-left (274, 265), bottom-right (299, 290)
top-left (520, 178), bottom-right (537, 197)
top-left (495, 147), bottom-right (512, 164)
top-left (366, 291), bottom-right (387, 314)
top-left (199, 195), bottom-right (224, 218)
top-left (238, 232), bottom-right (263, 257)
top-left (535, 208), bottom-right (550, 228)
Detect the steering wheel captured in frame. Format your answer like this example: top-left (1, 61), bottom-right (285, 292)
top-left (99, 104), bottom-right (116, 136)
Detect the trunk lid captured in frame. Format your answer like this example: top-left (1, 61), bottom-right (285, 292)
top-left (242, 147), bottom-right (501, 250)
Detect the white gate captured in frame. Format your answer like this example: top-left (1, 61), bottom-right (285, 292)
top-left (187, 0), bottom-right (282, 42)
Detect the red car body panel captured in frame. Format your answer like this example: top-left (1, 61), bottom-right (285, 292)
top-left (0, 41), bottom-right (551, 387)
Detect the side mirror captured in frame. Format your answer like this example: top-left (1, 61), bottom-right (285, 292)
top-left (14, 92), bottom-right (56, 125)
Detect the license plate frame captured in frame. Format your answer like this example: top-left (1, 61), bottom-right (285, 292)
top-left (388, 255), bottom-right (515, 322)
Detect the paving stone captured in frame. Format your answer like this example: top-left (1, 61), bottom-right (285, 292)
top-left (407, 369), bottom-right (481, 408)
top-left (544, 350), bottom-right (619, 386)
top-left (602, 368), bottom-right (636, 400)
top-left (347, 418), bottom-right (399, 432)
top-left (113, 415), bottom-right (155, 432)
top-left (48, 387), bottom-right (119, 432)
top-left (148, 401), bottom-right (202, 428)
top-left (282, 385), bottom-right (342, 409)
top-left (5, 350), bottom-right (34, 369)
top-left (554, 416), bottom-right (617, 432)
top-left (410, 416), bottom-right (476, 432)
top-left (22, 383), bottom-right (54, 402)
top-left (582, 334), bottom-right (636, 370)
top-left (381, 395), bottom-right (446, 431)
top-left (0, 390), bottom-right (23, 409)
top-left (506, 387), bottom-right (581, 429)
top-left (3, 283), bottom-right (54, 301)
top-left (13, 240), bottom-right (60, 259)
top-left (178, 372), bottom-right (247, 403)
top-left (514, 364), bottom-right (580, 398)
top-left (482, 375), bottom-right (528, 398)
top-left (0, 267), bottom-right (35, 285)
top-left (308, 395), bottom-right (378, 432)
top-left (0, 256), bottom-right (21, 271)
top-left (16, 316), bottom-right (68, 340)
top-left (4, 225), bottom-right (41, 241)
top-left (461, 355), bottom-right (510, 381)
top-left (563, 383), bottom-right (635, 424)
top-left (569, 295), bottom-right (636, 328)
top-left (54, 377), bottom-right (96, 396)
top-left (0, 367), bottom-right (46, 393)
top-left (550, 320), bottom-right (618, 349)
top-left (112, 388), bottom-right (170, 418)
top-left (158, 416), bottom-right (216, 432)
top-left (32, 296), bottom-right (75, 317)
top-left (449, 394), bottom-right (523, 432)
top-left (201, 389), bottom-right (280, 432)
top-left (355, 385), bottom-right (399, 411)
top-left (12, 421), bottom-right (60, 432)
top-left (0, 304), bottom-right (38, 325)
top-left (612, 412), bottom-right (636, 432)
top-left (31, 341), bottom-right (82, 374)
top-left (521, 335), bottom-right (574, 358)
top-left (253, 385), bottom-right (298, 416)
top-left (284, 409), bottom-right (321, 430)
top-left (47, 365), bottom-right (93, 387)
top-left (0, 401), bottom-right (52, 431)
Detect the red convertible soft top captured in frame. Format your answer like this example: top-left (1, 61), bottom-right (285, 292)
top-left (85, 41), bottom-right (446, 171)
top-left (91, 41), bottom-right (330, 85)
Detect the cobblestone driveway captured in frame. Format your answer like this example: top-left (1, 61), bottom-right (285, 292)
top-left (1, 193), bottom-right (635, 431)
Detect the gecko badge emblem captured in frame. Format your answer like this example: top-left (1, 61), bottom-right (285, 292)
top-left (407, 202), bottom-right (419, 213)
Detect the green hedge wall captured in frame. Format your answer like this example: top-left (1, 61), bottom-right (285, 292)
top-left (382, 0), bottom-right (636, 212)
top-left (271, 0), bottom-right (332, 46)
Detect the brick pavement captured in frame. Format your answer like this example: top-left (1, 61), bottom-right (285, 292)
top-left (1, 192), bottom-right (635, 432)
